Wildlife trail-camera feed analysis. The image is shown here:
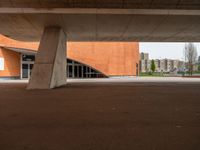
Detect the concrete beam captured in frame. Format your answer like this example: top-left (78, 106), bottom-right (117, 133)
top-left (1, 8), bottom-right (200, 16)
top-left (1, 10), bottom-right (200, 42)
top-left (0, 1), bottom-right (200, 10)
top-left (27, 27), bottom-right (66, 89)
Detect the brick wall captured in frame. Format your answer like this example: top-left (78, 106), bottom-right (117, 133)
top-left (0, 35), bottom-right (139, 77)
top-left (68, 42), bottom-right (139, 76)
top-left (0, 47), bottom-right (20, 78)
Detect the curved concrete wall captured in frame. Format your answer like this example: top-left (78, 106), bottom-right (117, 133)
top-left (0, 35), bottom-right (139, 77)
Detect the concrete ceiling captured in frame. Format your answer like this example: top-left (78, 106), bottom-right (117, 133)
top-left (0, 1), bottom-right (200, 42)
top-left (0, 1), bottom-right (200, 9)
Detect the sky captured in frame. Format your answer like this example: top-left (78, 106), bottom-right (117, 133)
top-left (140, 42), bottom-right (200, 60)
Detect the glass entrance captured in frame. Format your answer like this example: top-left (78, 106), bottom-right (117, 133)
top-left (20, 54), bottom-right (106, 79)
top-left (21, 54), bottom-right (35, 79)
top-left (22, 64), bottom-right (28, 78)
top-left (22, 63), bottom-right (34, 79)
top-left (66, 59), bottom-right (107, 78)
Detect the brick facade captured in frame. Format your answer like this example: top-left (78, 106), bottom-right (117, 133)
top-left (0, 47), bottom-right (20, 78)
top-left (0, 35), bottom-right (139, 77)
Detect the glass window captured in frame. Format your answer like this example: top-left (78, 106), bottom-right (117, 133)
top-left (0, 57), bottom-right (4, 71)
top-left (67, 59), bottom-right (72, 64)
top-left (22, 64), bottom-right (28, 78)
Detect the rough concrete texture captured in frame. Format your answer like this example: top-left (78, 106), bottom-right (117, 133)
top-left (1, 1), bottom-right (200, 42)
top-left (0, 1), bottom-right (200, 9)
top-left (27, 27), bottom-right (66, 89)
top-left (0, 81), bottom-right (200, 150)
top-left (1, 13), bottom-right (200, 42)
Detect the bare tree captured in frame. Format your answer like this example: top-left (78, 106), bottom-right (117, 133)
top-left (184, 43), bottom-right (198, 76)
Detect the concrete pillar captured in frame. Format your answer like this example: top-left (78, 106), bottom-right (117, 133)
top-left (27, 27), bottom-right (66, 89)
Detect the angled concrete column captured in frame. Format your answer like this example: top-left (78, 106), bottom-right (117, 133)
top-left (27, 27), bottom-right (66, 89)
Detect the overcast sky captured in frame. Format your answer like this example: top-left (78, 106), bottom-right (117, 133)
top-left (140, 42), bottom-right (200, 60)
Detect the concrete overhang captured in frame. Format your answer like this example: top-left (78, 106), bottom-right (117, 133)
top-left (0, 1), bottom-right (200, 10)
top-left (1, 46), bottom-right (37, 55)
top-left (0, 1), bottom-right (200, 42)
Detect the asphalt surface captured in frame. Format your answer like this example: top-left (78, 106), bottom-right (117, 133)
top-left (0, 80), bottom-right (200, 150)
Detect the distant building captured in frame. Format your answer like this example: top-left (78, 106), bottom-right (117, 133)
top-left (140, 52), bottom-right (185, 73)
top-left (140, 52), bottom-right (149, 60)
top-left (172, 60), bottom-right (180, 70)
top-left (177, 61), bottom-right (185, 72)
top-left (139, 52), bottom-right (151, 72)
top-left (154, 59), bottom-right (161, 72)
top-left (198, 56), bottom-right (200, 71)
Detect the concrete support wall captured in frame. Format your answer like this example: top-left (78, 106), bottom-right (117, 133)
top-left (27, 27), bottom-right (66, 89)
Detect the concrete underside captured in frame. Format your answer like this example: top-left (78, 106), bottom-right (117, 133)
top-left (1, 13), bottom-right (200, 42)
top-left (1, 1), bottom-right (200, 42)
top-left (0, 80), bottom-right (200, 150)
top-left (0, 1), bottom-right (200, 9)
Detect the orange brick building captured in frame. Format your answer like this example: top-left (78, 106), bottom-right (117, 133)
top-left (0, 35), bottom-right (139, 79)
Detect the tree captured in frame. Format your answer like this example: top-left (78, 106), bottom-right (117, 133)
top-left (151, 59), bottom-right (156, 73)
top-left (184, 43), bottom-right (198, 76)
top-left (198, 56), bottom-right (200, 71)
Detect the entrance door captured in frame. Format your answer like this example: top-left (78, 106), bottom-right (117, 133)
top-left (22, 63), bottom-right (34, 79)
top-left (22, 64), bottom-right (29, 78)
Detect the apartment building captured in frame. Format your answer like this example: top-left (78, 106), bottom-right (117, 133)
top-left (140, 53), bottom-right (185, 73)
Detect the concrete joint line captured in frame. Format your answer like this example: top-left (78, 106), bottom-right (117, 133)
top-left (50, 29), bottom-right (62, 88)
top-left (0, 8), bottom-right (200, 16)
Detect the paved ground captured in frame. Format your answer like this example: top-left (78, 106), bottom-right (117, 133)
top-left (0, 78), bottom-right (200, 150)
top-left (1, 77), bottom-right (200, 84)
